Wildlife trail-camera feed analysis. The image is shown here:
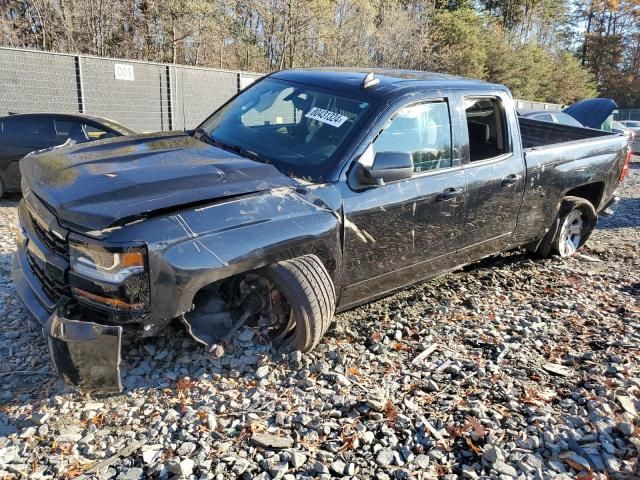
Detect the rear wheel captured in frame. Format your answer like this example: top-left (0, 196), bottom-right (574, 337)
top-left (530, 196), bottom-right (597, 258)
top-left (557, 208), bottom-right (585, 256)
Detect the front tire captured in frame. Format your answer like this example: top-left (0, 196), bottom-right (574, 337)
top-left (261, 255), bottom-right (336, 352)
top-left (532, 196), bottom-right (597, 258)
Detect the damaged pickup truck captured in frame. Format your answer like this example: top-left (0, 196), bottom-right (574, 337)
top-left (13, 69), bottom-right (632, 392)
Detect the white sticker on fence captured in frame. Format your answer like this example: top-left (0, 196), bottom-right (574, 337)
top-left (114, 64), bottom-right (135, 81)
top-left (304, 107), bottom-right (349, 127)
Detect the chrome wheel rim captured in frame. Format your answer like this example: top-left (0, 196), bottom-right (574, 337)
top-left (559, 209), bottom-right (583, 257)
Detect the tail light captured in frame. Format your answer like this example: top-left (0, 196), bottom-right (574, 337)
top-left (620, 147), bottom-right (632, 181)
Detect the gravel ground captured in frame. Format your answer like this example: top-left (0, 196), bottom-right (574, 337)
top-left (0, 157), bottom-right (638, 480)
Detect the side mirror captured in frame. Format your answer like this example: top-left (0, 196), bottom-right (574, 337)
top-left (362, 151), bottom-right (413, 186)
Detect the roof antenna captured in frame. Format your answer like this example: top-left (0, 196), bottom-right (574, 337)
top-left (362, 72), bottom-right (379, 89)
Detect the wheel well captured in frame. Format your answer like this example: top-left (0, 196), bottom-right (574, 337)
top-left (564, 182), bottom-right (604, 209)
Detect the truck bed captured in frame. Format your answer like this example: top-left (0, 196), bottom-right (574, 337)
top-left (519, 117), bottom-right (617, 149)
top-left (513, 116), bottom-right (629, 247)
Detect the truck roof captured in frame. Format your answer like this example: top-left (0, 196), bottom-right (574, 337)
top-left (270, 68), bottom-right (507, 99)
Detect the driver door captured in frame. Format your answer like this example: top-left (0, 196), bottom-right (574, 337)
top-left (339, 98), bottom-right (466, 308)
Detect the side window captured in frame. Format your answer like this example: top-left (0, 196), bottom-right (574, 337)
top-left (85, 124), bottom-right (113, 140)
top-left (54, 120), bottom-right (89, 142)
top-left (372, 101), bottom-right (453, 172)
top-left (3, 117), bottom-right (56, 145)
top-left (464, 97), bottom-right (510, 162)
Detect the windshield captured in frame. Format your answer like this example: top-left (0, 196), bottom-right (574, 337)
top-left (198, 78), bottom-right (373, 181)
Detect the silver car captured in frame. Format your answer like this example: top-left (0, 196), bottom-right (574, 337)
top-left (614, 121), bottom-right (640, 154)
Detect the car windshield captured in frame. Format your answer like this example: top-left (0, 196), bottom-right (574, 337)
top-left (555, 113), bottom-right (583, 127)
top-left (198, 78), bottom-right (374, 181)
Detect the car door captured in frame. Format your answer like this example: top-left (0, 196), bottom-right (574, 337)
top-left (339, 96), bottom-right (466, 308)
top-left (456, 92), bottom-right (526, 263)
top-left (1, 116), bottom-right (58, 191)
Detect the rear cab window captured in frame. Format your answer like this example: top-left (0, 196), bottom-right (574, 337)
top-left (464, 97), bottom-right (511, 162)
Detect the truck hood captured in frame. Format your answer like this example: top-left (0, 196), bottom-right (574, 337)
top-left (20, 132), bottom-right (296, 232)
top-left (563, 98), bottom-right (618, 129)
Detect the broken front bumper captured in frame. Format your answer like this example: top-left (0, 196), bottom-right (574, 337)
top-left (46, 313), bottom-right (123, 393)
top-left (13, 246), bottom-right (123, 393)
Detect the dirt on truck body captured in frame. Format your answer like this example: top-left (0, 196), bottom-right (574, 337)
top-left (12, 68), bottom-right (632, 392)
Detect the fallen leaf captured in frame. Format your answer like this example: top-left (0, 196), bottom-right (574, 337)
top-left (466, 436), bottom-right (483, 454)
top-left (467, 417), bottom-right (486, 438)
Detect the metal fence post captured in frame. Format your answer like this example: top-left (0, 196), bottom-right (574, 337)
top-left (166, 65), bottom-right (173, 130)
top-left (74, 55), bottom-right (85, 114)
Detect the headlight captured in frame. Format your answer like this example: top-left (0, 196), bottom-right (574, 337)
top-left (70, 241), bottom-right (146, 283)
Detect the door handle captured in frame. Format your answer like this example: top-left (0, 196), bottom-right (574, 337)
top-left (435, 187), bottom-right (461, 202)
top-left (501, 174), bottom-right (520, 186)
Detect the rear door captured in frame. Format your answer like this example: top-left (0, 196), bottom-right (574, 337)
top-left (340, 95), bottom-right (466, 308)
top-left (456, 92), bottom-right (525, 263)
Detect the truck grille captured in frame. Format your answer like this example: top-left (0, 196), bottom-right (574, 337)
top-left (26, 253), bottom-right (71, 304)
top-left (29, 213), bottom-right (70, 261)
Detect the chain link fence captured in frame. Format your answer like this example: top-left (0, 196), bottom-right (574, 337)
top-left (1, 47), bottom-right (564, 133)
top-left (0, 47), bottom-right (262, 132)
top-left (615, 109), bottom-right (640, 121)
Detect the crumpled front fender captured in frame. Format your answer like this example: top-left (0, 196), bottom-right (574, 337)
top-left (46, 309), bottom-right (123, 393)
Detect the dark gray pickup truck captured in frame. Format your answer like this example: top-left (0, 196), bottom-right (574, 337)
top-left (13, 69), bottom-right (632, 392)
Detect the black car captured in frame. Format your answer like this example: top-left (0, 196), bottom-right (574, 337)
top-left (0, 113), bottom-right (134, 197)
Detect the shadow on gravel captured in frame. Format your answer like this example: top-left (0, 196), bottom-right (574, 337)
top-left (598, 197), bottom-right (640, 229)
top-left (621, 282), bottom-right (639, 297)
top-left (461, 251), bottom-right (533, 273)
top-left (0, 254), bottom-right (61, 409)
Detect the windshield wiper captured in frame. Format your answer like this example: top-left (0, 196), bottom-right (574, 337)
top-left (193, 127), bottom-right (214, 144)
top-left (210, 137), bottom-right (270, 165)
top-left (193, 128), bottom-right (270, 164)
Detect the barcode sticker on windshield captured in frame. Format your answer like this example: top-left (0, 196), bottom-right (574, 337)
top-left (305, 107), bottom-right (349, 127)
